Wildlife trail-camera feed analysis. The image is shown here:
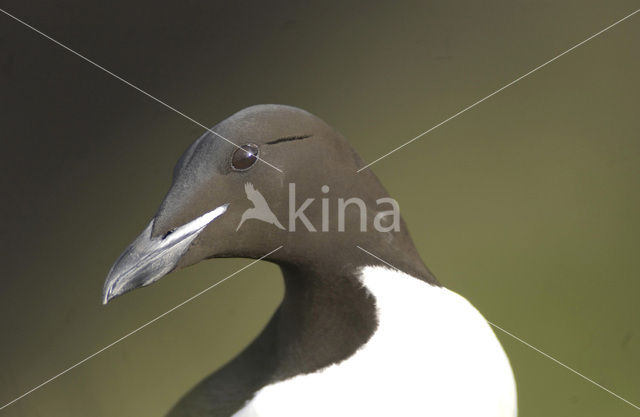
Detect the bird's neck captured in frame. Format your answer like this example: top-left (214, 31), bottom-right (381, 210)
top-left (238, 232), bottom-right (436, 384)
top-left (265, 263), bottom-right (378, 381)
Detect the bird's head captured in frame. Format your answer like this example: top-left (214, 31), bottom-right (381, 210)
top-left (102, 104), bottom-right (428, 304)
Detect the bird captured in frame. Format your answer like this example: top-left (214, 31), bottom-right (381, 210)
top-left (103, 104), bottom-right (517, 417)
top-left (236, 182), bottom-right (285, 231)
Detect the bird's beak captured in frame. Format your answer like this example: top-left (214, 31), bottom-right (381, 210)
top-left (102, 204), bottom-right (228, 304)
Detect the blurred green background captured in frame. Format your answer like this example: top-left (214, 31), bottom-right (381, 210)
top-left (1, 1), bottom-right (639, 415)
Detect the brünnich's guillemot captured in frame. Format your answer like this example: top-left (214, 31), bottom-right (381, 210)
top-left (103, 105), bottom-right (517, 417)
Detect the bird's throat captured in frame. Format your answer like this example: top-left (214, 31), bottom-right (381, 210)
top-left (267, 264), bottom-right (378, 381)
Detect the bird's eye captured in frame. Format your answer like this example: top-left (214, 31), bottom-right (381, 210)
top-left (231, 144), bottom-right (259, 171)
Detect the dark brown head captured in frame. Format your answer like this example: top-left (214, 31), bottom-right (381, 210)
top-left (103, 105), bottom-right (434, 303)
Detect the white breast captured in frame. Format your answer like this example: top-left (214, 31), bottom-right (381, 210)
top-left (233, 266), bottom-right (517, 417)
